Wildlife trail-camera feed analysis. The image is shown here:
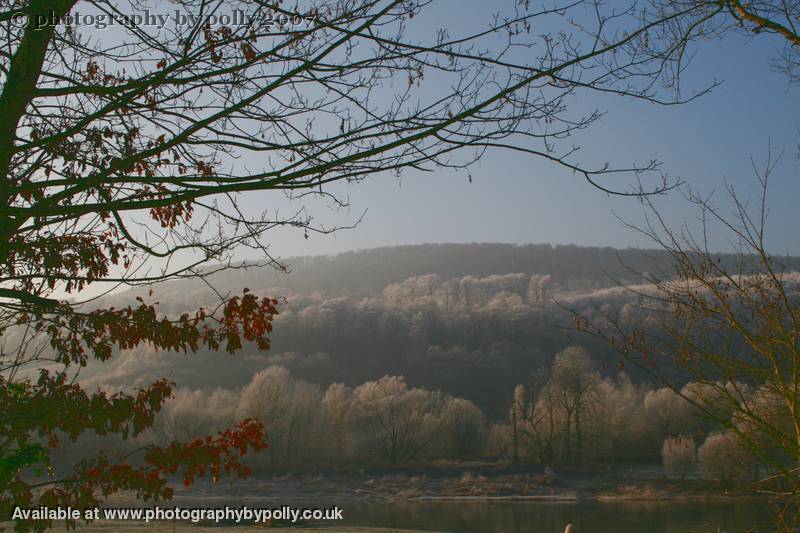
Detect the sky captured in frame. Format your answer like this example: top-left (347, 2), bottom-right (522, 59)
top-left (224, 1), bottom-right (799, 261)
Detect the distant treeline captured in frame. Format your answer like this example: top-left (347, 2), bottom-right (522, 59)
top-left (109, 243), bottom-right (800, 304)
top-left (59, 358), bottom-right (755, 481)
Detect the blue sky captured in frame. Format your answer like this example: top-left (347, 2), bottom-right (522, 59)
top-left (235, 2), bottom-right (799, 260)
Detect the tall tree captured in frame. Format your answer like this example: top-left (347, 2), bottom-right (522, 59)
top-left (550, 346), bottom-right (599, 465)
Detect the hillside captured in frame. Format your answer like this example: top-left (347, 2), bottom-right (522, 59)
top-left (81, 243), bottom-right (727, 418)
top-left (102, 242), bottom-right (786, 312)
top-left (57, 242), bottom-right (800, 471)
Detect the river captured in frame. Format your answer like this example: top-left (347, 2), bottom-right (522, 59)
top-left (334, 500), bottom-right (776, 532)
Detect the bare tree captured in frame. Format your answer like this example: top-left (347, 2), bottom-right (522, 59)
top-left (511, 369), bottom-right (558, 465)
top-left (661, 435), bottom-right (697, 480)
top-left (550, 346), bottom-right (600, 465)
top-left (1, 0), bottom-right (704, 319)
top-left (441, 397), bottom-right (485, 459)
top-left (348, 375), bottom-right (447, 464)
top-left (575, 163), bottom-right (800, 495)
top-left (592, 373), bottom-right (650, 461)
top-left (237, 366), bottom-right (323, 467)
top-left (645, 386), bottom-right (694, 440)
top-left (320, 382), bottom-right (353, 461)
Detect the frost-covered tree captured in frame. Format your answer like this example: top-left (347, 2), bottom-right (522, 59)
top-left (348, 376), bottom-right (447, 464)
top-left (661, 436), bottom-right (697, 480)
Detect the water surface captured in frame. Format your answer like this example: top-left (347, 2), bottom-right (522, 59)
top-left (333, 500), bottom-right (776, 533)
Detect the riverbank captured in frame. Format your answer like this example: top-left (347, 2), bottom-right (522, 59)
top-left (165, 462), bottom-right (767, 506)
top-left (5, 464), bottom-right (775, 533)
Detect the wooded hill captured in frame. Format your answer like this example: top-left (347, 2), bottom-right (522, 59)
top-left (83, 243), bottom-right (800, 420)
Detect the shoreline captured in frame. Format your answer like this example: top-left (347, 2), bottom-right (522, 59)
top-left (157, 465), bottom-right (775, 507)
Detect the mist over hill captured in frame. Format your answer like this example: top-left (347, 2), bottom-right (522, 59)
top-left (104, 242), bottom-right (783, 308)
top-left (83, 243), bottom-right (799, 420)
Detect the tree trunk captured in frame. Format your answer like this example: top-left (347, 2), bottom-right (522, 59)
top-left (575, 407), bottom-right (583, 467)
top-left (512, 409), bottom-right (519, 464)
top-left (564, 411), bottom-right (572, 464)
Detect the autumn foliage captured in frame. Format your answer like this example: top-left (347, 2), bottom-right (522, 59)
top-left (2, 0), bottom-right (795, 529)
top-left (1, 369), bottom-right (267, 531)
top-left (0, 288), bottom-right (276, 532)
